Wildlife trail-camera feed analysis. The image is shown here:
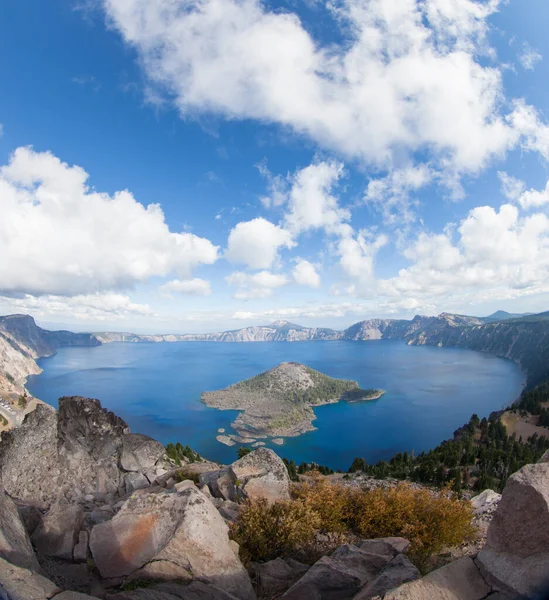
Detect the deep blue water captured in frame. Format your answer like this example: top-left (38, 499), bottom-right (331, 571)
top-left (27, 340), bottom-right (524, 471)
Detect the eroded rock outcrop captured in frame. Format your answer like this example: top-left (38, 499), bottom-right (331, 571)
top-left (0, 397), bottom-right (169, 506)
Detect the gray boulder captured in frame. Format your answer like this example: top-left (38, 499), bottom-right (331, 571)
top-left (198, 449), bottom-right (290, 503)
top-left (485, 463), bottom-right (549, 556)
top-left (476, 462), bottom-right (549, 598)
top-left (383, 557), bottom-right (491, 600)
top-left (353, 554), bottom-right (420, 599)
top-left (470, 489), bottom-right (501, 516)
top-left (255, 557), bottom-right (309, 598)
top-left (121, 433), bottom-right (165, 473)
top-left (0, 555), bottom-right (60, 600)
top-left (90, 487), bottom-right (254, 600)
top-left (281, 543), bottom-right (391, 599)
top-left (230, 448), bottom-right (290, 503)
top-left (124, 472), bottom-right (150, 494)
top-left (0, 488), bottom-right (40, 571)
top-left (32, 503), bottom-right (84, 561)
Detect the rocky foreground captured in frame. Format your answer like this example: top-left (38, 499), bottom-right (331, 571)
top-left (0, 397), bottom-right (547, 599)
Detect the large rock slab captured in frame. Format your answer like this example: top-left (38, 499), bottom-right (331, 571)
top-left (485, 463), bottom-right (549, 557)
top-left (353, 554), bottom-right (420, 599)
top-left (0, 488), bottom-right (40, 571)
top-left (0, 555), bottom-right (60, 600)
top-left (281, 544), bottom-right (391, 599)
top-left (90, 491), bottom-right (190, 578)
top-left (230, 448), bottom-right (290, 503)
top-left (255, 557), bottom-right (309, 598)
top-left (383, 557), bottom-right (491, 600)
top-left (32, 503), bottom-right (84, 560)
top-left (90, 487), bottom-right (254, 600)
top-left (121, 434), bottom-right (165, 473)
top-left (154, 488), bottom-right (255, 600)
top-left (476, 548), bottom-right (549, 599)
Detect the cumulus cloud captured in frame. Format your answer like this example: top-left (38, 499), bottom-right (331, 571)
top-left (103, 0), bottom-right (549, 177)
top-left (225, 218), bottom-right (295, 269)
top-left (292, 260), bottom-right (321, 288)
top-left (226, 270), bottom-right (289, 299)
top-left (159, 278), bottom-right (212, 296)
top-left (284, 161), bottom-right (349, 236)
top-left (380, 203), bottom-right (549, 301)
top-left (338, 232), bottom-right (389, 285)
top-left (0, 147), bottom-right (219, 296)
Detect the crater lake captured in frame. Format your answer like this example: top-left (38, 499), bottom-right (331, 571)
top-left (27, 340), bottom-right (524, 471)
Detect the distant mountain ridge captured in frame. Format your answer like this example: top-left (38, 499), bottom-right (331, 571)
top-left (1, 310), bottom-right (548, 399)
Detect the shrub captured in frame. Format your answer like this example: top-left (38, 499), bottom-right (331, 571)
top-left (231, 498), bottom-right (320, 564)
top-left (292, 474), bottom-right (355, 534)
top-left (235, 478), bottom-right (474, 571)
top-left (174, 469), bottom-right (200, 484)
top-left (237, 447), bottom-right (252, 459)
top-left (351, 484), bottom-right (475, 570)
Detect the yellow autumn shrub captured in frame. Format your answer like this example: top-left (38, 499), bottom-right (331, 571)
top-left (350, 483), bottom-right (475, 570)
top-left (234, 479), bottom-right (474, 570)
top-left (292, 473), bottom-right (355, 534)
top-left (231, 497), bottom-right (321, 563)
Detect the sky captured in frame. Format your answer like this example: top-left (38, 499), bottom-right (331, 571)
top-left (1, 0), bottom-right (549, 333)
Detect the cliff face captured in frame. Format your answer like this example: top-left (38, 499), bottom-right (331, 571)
top-left (405, 318), bottom-right (549, 387)
top-left (96, 321), bottom-right (342, 343)
top-left (0, 315), bottom-right (100, 396)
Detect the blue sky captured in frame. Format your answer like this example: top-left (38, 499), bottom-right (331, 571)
top-left (1, 0), bottom-right (549, 333)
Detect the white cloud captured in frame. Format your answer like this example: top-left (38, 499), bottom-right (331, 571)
top-left (257, 162), bottom-right (289, 209)
top-left (0, 146), bottom-right (219, 296)
top-left (498, 171), bottom-right (525, 201)
top-left (499, 172), bottom-right (549, 209)
top-left (338, 231), bottom-right (389, 285)
top-left (292, 260), bottom-right (321, 288)
top-left (225, 218), bottom-right (295, 269)
top-left (0, 292), bottom-right (154, 322)
top-left (103, 0), bottom-right (547, 177)
top-left (226, 270), bottom-right (289, 299)
top-left (365, 165), bottom-right (432, 225)
top-left (518, 44), bottom-right (542, 71)
top-left (284, 161), bottom-right (349, 236)
top-left (159, 278), bottom-right (212, 296)
top-left (507, 100), bottom-right (549, 161)
top-left (380, 203), bottom-right (549, 301)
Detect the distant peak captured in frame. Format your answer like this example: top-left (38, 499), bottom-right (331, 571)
top-left (269, 320), bottom-right (291, 328)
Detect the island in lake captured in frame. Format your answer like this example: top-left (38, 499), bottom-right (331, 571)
top-left (201, 362), bottom-right (384, 445)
